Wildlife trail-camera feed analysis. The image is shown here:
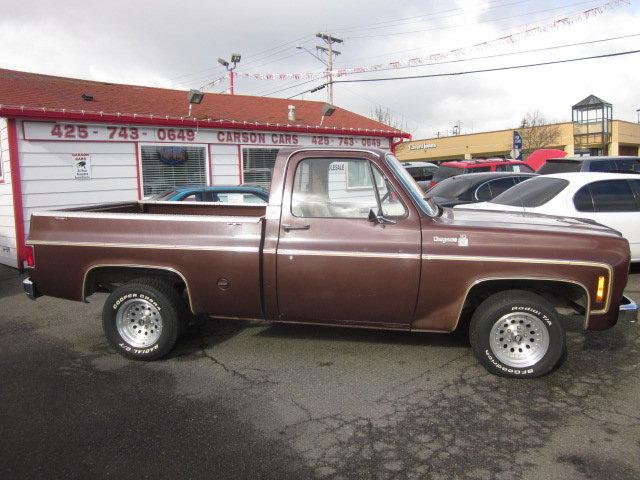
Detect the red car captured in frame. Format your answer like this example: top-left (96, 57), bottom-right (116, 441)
top-left (428, 158), bottom-right (535, 189)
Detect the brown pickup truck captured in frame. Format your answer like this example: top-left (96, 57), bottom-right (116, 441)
top-left (23, 148), bottom-right (638, 378)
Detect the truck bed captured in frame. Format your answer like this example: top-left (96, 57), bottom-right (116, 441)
top-left (27, 201), bottom-right (266, 318)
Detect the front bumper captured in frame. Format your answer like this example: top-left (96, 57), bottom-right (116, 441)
top-left (22, 277), bottom-right (40, 300)
top-left (619, 295), bottom-right (638, 323)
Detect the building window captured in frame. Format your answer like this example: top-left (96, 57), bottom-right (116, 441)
top-left (347, 160), bottom-right (372, 188)
top-left (140, 145), bottom-right (207, 197)
top-left (243, 148), bottom-right (278, 188)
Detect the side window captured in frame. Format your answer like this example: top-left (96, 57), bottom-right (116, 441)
top-left (573, 185), bottom-right (594, 212)
top-left (589, 180), bottom-right (638, 212)
top-left (631, 180), bottom-right (640, 200)
top-left (495, 164), bottom-right (512, 172)
top-left (589, 160), bottom-right (616, 172)
top-left (469, 167), bottom-right (491, 173)
top-left (181, 193), bottom-right (199, 202)
top-left (215, 193), bottom-right (263, 203)
top-left (371, 165), bottom-right (407, 217)
top-left (489, 177), bottom-right (517, 197)
top-left (616, 158), bottom-right (634, 172)
top-left (292, 158), bottom-right (379, 218)
top-left (475, 183), bottom-right (493, 201)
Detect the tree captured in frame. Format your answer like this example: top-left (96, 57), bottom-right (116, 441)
top-left (370, 106), bottom-right (404, 130)
top-left (517, 110), bottom-right (562, 159)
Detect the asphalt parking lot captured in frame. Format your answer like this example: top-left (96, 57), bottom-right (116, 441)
top-left (0, 265), bottom-right (639, 480)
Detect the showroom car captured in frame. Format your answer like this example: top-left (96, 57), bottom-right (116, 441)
top-left (457, 172), bottom-right (640, 261)
top-left (426, 172), bottom-right (537, 207)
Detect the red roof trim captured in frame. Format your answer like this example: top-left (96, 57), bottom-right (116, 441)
top-left (0, 105), bottom-right (409, 139)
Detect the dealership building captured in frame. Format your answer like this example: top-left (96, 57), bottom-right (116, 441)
top-left (0, 68), bottom-right (408, 268)
top-left (397, 95), bottom-right (640, 163)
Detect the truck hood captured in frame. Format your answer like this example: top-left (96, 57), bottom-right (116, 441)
top-left (440, 206), bottom-right (620, 237)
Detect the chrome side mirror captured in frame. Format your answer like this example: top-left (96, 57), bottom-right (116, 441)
top-left (368, 208), bottom-right (396, 225)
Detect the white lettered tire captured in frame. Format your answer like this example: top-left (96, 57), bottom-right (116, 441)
top-left (469, 290), bottom-right (566, 378)
top-left (102, 278), bottom-right (182, 360)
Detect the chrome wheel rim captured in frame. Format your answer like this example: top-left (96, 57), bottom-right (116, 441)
top-left (489, 312), bottom-right (549, 368)
top-left (116, 298), bottom-right (162, 348)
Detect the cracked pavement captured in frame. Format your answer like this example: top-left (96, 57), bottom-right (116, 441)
top-left (0, 265), bottom-right (639, 479)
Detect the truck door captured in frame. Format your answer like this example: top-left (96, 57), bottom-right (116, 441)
top-left (276, 152), bottom-right (422, 328)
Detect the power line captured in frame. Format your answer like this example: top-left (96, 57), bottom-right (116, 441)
top-left (288, 48), bottom-right (640, 96)
top-left (336, 2), bottom-right (605, 64)
top-left (338, 33), bottom-right (640, 77)
top-left (332, 0), bottom-right (537, 34)
top-left (166, 34), bottom-right (314, 85)
top-left (266, 33), bottom-right (639, 97)
top-left (346, 0), bottom-right (608, 39)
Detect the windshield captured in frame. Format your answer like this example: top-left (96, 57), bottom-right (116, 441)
top-left (150, 189), bottom-right (177, 200)
top-left (428, 176), bottom-right (474, 198)
top-left (385, 154), bottom-right (439, 216)
top-left (537, 160), bottom-right (581, 174)
top-left (489, 177), bottom-right (569, 207)
top-left (432, 166), bottom-right (462, 182)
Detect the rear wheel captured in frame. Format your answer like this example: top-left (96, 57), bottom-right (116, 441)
top-left (469, 290), bottom-right (566, 378)
top-left (102, 278), bottom-right (182, 360)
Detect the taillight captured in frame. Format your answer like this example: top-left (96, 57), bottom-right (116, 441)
top-left (25, 245), bottom-right (35, 268)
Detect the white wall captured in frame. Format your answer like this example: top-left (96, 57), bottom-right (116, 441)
top-left (18, 122), bottom-right (139, 240)
top-left (210, 144), bottom-right (240, 185)
top-left (0, 118), bottom-right (17, 268)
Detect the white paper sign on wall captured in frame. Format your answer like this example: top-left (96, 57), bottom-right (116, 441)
top-left (72, 153), bottom-right (91, 180)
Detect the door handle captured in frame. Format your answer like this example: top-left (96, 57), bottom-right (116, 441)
top-left (282, 223), bottom-right (311, 232)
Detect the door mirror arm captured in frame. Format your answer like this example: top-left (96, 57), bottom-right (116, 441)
top-left (368, 208), bottom-right (397, 225)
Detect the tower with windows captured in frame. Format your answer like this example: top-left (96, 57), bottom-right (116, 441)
top-left (572, 95), bottom-right (612, 156)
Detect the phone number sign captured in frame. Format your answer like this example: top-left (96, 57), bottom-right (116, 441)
top-left (22, 122), bottom-right (391, 149)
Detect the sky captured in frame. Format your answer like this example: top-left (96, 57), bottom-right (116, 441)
top-left (0, 0), bottom-right (639, 138)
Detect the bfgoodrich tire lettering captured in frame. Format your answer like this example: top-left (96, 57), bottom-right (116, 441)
top-left (102, 278), bottom-right (182, 361)
top-left (469, 290), bottom-right (566, 378)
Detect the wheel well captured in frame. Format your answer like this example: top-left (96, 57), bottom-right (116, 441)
top-left (83, 266), bottom-right (192, 311)
top-left (458, 279), bottom-right (589, 331)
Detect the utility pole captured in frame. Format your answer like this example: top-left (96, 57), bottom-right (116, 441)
top-left (315, 33), bottom-right (342, 104)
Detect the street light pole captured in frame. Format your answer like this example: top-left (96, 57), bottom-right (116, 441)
top-left (218, 53), bottom-right (241, 95)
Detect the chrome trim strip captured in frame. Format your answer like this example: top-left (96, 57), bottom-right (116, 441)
top-left (82, 264), bottom-right (196, 313)
top-left (30, 211), bottom-right (264, 223)
top-left (423, 254), bottom-right (612, 318)
top-left (140, 200), bottom-right (267, 207)
top-left (450, 276), bottom-right (592, 331)
top-left (277, 248), bottom-right (420, 259)
top-left (28, 240), bottom-right (259, 253)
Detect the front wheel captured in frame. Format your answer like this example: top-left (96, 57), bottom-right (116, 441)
top-left (469, 290), bottom-right (566, 378)
top-left (102, 278), bottom-right (182, 360)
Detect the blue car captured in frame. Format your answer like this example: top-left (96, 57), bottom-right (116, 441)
top-left (150, 185), bottom-right (269, 203)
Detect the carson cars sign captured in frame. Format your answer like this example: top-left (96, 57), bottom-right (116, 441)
top-left (22, 122), bottom-right (391, 149)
